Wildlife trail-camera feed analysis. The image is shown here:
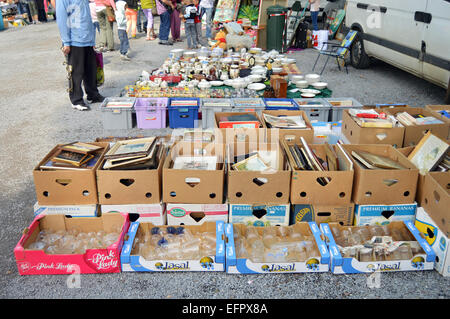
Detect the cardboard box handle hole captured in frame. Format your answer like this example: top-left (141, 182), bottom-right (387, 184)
top-left (43, 191), bottom-right (49, 197)
top-left (433, 191), bottom-right (440, 203)
top-left (105, 193), bottom-right (111, 199)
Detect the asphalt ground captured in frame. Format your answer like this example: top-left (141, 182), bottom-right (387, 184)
top-left (0, 20), bottom-right (449, 299)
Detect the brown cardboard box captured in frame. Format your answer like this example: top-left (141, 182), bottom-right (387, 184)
top-left (363, 104), bottom-right (409, 110)
top-left (214, 112), bottom-right (267, 144)
top-left (262, 110), bottom-right (314, 144)
top-left (425, 105), bottom-right (450, 137)
top-left (163, 141), bottom-right (225, 204)
top-left (291, 203), bottom-right (354, 226)
top-left (341, 144), bottom-right (419, 205)
top-left (281, 139), bottom-right (354, 205)
top-left (397, 138), bottom-right (449, 206)
top-left (33, 142), bottom-right (109, 205)
top-left (96, 145), bottom-right (166, 205)
top-left (341, 109), bottom-right (405, 147)
top-left (420, 172), bottom-right (450, 236)
top-left (385, 107), bottom-right (450, 147)
top-left (227, 142), bottom-right (291, 204)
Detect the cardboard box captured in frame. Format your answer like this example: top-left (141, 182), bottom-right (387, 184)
top-left (419, 172), bottom-right (450, 234)
top-left (385, 107), bottom-right (450, 147)
top-left (162, 141), bottom-right (225, 204)
top-left (224, 222), bottom-right (330, 274)
top-left (120, 221), bottom-right (226, 272)
top-left (354, 203), bottom-right (417, 226)
top-left (262, 110), bottom-right (314, 144)
top-left (33, 202), bottom-right (98, 217)
top-left (341, 144), bottom-right (419, 205)
top-left (291, 204), bottom-right (354, 226)
top-left (425, 105), bottom-right (450, 129)
top-left (282, 140), bottom-right (354, 205)
top-left (166, 203), bottom-right (228, 225)
top-left (101, 203), bottom-right (166, 224)
top-left (96, 143), bottom-right (165, 205)
top-left (320, 221), bottom-right (436, 274)
top-left (415, 207), bottom-right (450, 277)
top-left (229, 203), bottom-right (290, 226)
top-left (227, 142), bottom-right (291, 204)
top-left (14, 213), bottom-right (130, 275)
top-left (341, 109), bottom-right (405, 147)
top-left (214, 111), bottom-right (267, 144)
top-left (33, 142), bottom-right (109, 205)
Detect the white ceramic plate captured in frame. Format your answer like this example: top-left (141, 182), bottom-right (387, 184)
top-left (247, 83), bottom-right (266, 91)
top-left (300, 89), bottom-right (321, 94)
top-left (301, 93), bottom-right (316, 98)
top-left (210, 81), bottom-right (224, 86)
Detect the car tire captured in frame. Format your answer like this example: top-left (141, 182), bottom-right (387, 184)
top-left (350, 32), bottom-right (371, 69)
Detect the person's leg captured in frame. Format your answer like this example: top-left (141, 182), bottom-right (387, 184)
top-left (311, 11), bottom-right (319, 31)
top-left (185, 23), bottom-right (192, 48)
top-left (83, 47), bottom-right (101, 100)
top-left (205, 7), bottom-right (213, 39)
top-left (29, 1), bottom-right (39, 24)
top-left (94, 21), bottom-right (100, 33)
top-left (159, 11), bottom-right (171, 43)
top-left (170, 9), bottom-right (181, 41)
top-left (126, 8), bottom-right (132, 35)
top-left (68, 46), bottom-right (86, 105)
top-left (106, 20), bottom-right (115, 50)
top-left (118, 29), bottom-right (130, 55)
top-left (195, 22), bottom-right (201, 46)
top-left (143, 9), bottom-right (155, 39)
top-left (137, 9), bottom-right (142, 32)
top-left (97, 9), bottom-right (108, 49)
top-left (131, 9), bottom-right (138, 38)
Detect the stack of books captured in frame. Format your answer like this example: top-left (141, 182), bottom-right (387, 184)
top-left (396, 112), bottom-right (444, 126)
top-left (348, 109), bottom-right (395, 128)
top-left (218, 114), bottom-right (261, 128)
top-left (263, 113), bottom-right (307, 129)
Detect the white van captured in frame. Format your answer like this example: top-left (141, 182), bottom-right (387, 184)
top-left (345, 0), bottom-right (450, 102)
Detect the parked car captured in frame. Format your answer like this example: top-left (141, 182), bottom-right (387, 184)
top-left (345, 0), bottom-right (450, 103)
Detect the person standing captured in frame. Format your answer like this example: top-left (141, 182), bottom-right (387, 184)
top-left (155, 0), bottom-right (174, 45)
top-left (115, 0), bottom-right (131, 60)
top-left (193, 0), bottom-right (201, 45)
top-left (25, 0), bottom-right (39, 24)
top-left (170, 0), bottom-right (181, 42)
top-left (56, 0), bottom-right (105, 110)
top-left (141, 0), bottom-right (157, 40)
top-left (198, 0), bottom-right (213, 40)
top-left (125, 0), bottom-right (139, 39)
top-left (309, 0), bottom-right (320, 31)
top-left (181, 0), bottom-right (198, 49)
top-left (96, 0), bottom-right (116, 52)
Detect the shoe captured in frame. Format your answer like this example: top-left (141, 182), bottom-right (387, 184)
top-left (87, 95), bottom-right (105, 104)
top-left (121, 54), bottom-right (131, 61)
top-left (71, 101), bottom-right (90, 111)
top-left (159, 41), bottom-right (173, 46)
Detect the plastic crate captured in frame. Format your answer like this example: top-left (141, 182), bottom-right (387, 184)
top-left (134, 98), bottom-right (168, 129)
top-left (326, 97), bottom-right (363, 122)
top-left (168, 97), bottom-right (200, 128)
top-left (231, 98), bottom-right (265, 115)
top-left (263, 98), bottom-right (300, 111)
top-left (100, 97), bottom-right (135, 130)
top-left (294, 98), bottom-right (331, 122)
top-left (201, 98), bottom-right (234, 129)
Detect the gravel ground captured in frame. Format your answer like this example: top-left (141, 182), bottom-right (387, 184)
top-left (0, 21), bottom-right (449, 299)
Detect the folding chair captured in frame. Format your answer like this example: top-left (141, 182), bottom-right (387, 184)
top-left (312, 30), bottom-right (358, 75)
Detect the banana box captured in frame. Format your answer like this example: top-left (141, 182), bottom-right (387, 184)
top-left (224, 222), bottom-right (330, 274)
top-left (415, 207), bottom-right (449, 277)
top-left (354, 203), bottom-right (417, 226)
top-left (120, 221), bottom-right (226, 272)
top-left (228, 203), bottom-right (290, 226)
top-left (101, 203), bottom-right (166, 225)
top-left (320, 221), bottom-right (435, 274)
top-left (166, 203), bottom-right (228, 225)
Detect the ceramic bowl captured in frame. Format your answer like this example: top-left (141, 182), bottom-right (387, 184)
top-left (301, 93), bottom-right (316, 98)
top-left (291, 75), bottom-right (305, 82)
top-left (312, 82), bottom-right (328, 90)
top-left (305, 73), bottom-right (321, 85)
top-left (295, 80), bottom-right (309, 89)
top-left (249, 74), bottom-right (263, 82)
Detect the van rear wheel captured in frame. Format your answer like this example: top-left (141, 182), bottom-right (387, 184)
top-left (351, 33), bottom-right (370, 69)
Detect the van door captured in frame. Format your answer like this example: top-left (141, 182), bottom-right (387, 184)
top-left (359, 0), bottom-right (426, 77)
top-left (421, 0), bottom-right (450, 89)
